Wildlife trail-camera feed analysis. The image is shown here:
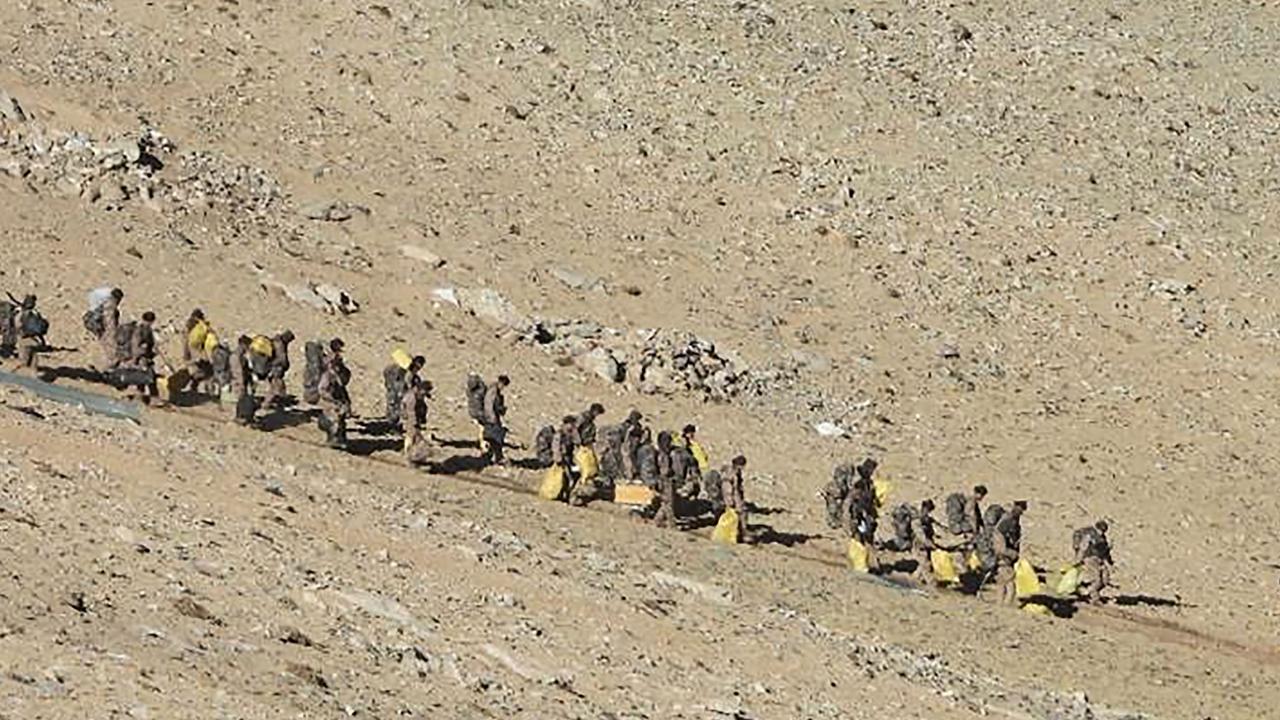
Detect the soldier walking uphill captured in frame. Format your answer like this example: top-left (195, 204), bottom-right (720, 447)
top-left (384, 355), bottom-right (425, 431)
top-left (1073, 520), bottom-right (1114, 603)
top-left (125, 312), bottom-right (164, 406)
top-left (480, 375), bottom-right (510, 466)
top-left (944, 485), bottom-right (988, 548)
top-left (652, 431), bottom-right (679, 528)
top-left (83, 287), bottom-right (124, 370)
top-left (227, 335), bottom-right (257, 426)
top-left (720, 455), bottom-right (749, 542)
top-left (317, 339), bottom-right (352, 449)
top-left (910, 500), bottom-right (938, 583)
top-left (842, 461), bottom-right (880, 570)
top-left (401, 376), bottom-right (432, 466)
top-left (991, 501), bottom-right (1028, 605)
top-left (181, 309), bottom-right (216, 393)
top-left (11, 295), bottom-right (48, 373)
top-left (261, 331), bottom-right (295, 410)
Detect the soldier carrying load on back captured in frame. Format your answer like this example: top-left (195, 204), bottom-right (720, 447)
top-left (261, 330), bottom-right (295, 410)
top-left (991, 501), bottom-right (1028, 605)
top-left (944, 485), bottom-right (988, 547)
top-left (83, 287), bottom-right (124, 370)
top-left (12, 294), bottom-right (48, 373)
top-left (317, 339), bottom-right (352, 449)
top-left (401, 376), bottom-right (432, 466)
top-left (1073, 520), bottom-right (1114, 604)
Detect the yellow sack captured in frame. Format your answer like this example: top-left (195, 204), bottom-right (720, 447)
top-left (574, 446), bottom-right (599, 481)
top-left (689, 440), bottom-right (710, 473)
top-left (967, 551), bottom-right (982, 572)
top-left (1014, 558), bottom-right (1041, 599)
top-left (847, 538), bottom-right (870, 573)
top-left (614, 484), bottom-right (656, 506)
top-left (538, 465), bottom-right (566, 501)
top-left (391, 348), bottom-right (412, 370)
top-left (711, 508), bottom-right (740, 545)
top-left (249, 335), bottom-right (274, 358)
top-left (187, 320), bottom-right (209, 351)
top-left (1022, 603), bottom-right (1052, 616)
top-left (203, 329), bottom-right (220, 355)
top-left (1055, 564), bottom-right (1083, 596)
top-left (930, 550), bottom-right (960, 585)
top-left (873, 478), bottom-right (892, 508)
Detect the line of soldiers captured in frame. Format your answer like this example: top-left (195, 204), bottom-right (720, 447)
top-left (823, 465), bottom-right (1115, 603)
top-left (19, 285), bottom-right (1114, 598)
top-left (533, 408), bottom-right (750, 539)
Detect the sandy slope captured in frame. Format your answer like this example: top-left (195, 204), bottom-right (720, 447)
top-left (1, 0), bottom-right (1280, 717)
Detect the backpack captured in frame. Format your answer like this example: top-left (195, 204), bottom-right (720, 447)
top-left (114, 321), bottom-right (137, 360)
top-left (83, 306), bottom-right (105, 337)
top-left (249, 351), bottom-right (271, 380)
top-left (187, 320), bottom-right (210, 352)
top-left (303, 341), bottom-right (324, 404)
top-left (20, 311), bottom-right (48, 338)
top-left (944, 493), bottom-right (969, 535)
top-left (465, 373), bottom-right (488, 422)
top-left (249, 335), bottom-right (274, 358)
top-left (534, 425), bottom-right (556, 466)
top-left (210, 343), bottom-right (231, 386)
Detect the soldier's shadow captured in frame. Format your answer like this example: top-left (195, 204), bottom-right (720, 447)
top-left (345, 436), bottom-right (406, 457)
top-left (750, 526), bottom-right (822, 548)
top-left (432, 454), bottom-right (490, 475)
top-left (257, 408), bottom-right (319, 432)
top-left (1112, 594), bottom-right (1188, 609)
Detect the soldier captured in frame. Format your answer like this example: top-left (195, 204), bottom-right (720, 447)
top-left (575, 403), bottom-right (605, 448)
top-left (480, 374), bottom-right (510, 465)
top-left (843, 469), bottom-right (879, 570)
top-left (229, 335), bottom-right (256, 426)
top-left (653, 431), bottom-right (678, 528)
top-left (720, 455), bottom-right (749, 542)
top-left (669, 433), bottom-right (701, 502)
top-left (317, 338), bottom-right (352, 449)
top-left (702, 469), bottom-right (724, 516)
top-left (888, 502), bottom-right (915, 552)
top-left (679, 424), bottom-right (710, 474)
top-left (552, 414), bottom-right (579, 470)
top-left (127, 312), bottom-right (163, 405)
top-left (14, 295), bottom-right (47, 373)
top-left (971, 504), bottom-right (1006, 581)
top-left (384, 355), bottom-right (425, 430)
top-left (99, 288), bottom-right (124, 369)
top-left (261, 330), bottom-right (295, 410)
top-left (621, 413), bottom-right (646, 483)
top-left (911, 500), bottom-right (938, 583)
top-left (822, 463), bottom-right (856, 530)
top-left (991, 501), bottom-right (1027, 605)
top-left (180, 309), bottom-right (215, 393)
top-left (401, 377), bottom-right (432, 466)
top-left (1073, 520), bottom-right (1114, 603)
top-left (943, 485), bottom-right (988, 545)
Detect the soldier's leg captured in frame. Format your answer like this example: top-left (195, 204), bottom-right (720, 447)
top-left (17, 339), bottom-right (36, 371)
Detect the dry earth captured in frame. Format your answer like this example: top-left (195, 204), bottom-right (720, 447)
top-left (1, 1), bottom-right (1279, 718)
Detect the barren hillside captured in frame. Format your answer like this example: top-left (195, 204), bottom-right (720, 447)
top-left (1, 1), bottom-right (1279, 718)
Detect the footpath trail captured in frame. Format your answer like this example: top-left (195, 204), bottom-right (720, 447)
top-left (8, 370), bottom-right (1270, 670)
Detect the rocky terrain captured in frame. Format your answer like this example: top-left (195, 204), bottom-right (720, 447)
top-left (1, 0), bottom-right (1279, 718)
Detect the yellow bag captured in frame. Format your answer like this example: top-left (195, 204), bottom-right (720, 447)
top-left (689, 440), bottom-right (710, 473)
top-left (249, 335), bottom-right (274, 358)
top-left (613, 484), bottom-right (656, 506)
top-left (1014, 558), bottom-right (1041, 599)
top-left (187, 320), bottom-right (209, 351)
top-left (1055, 564), bottom-right (1082, 596)
top-left (391, 348), bottom-right (412, 370)
top-left (967, 551), bottom-right (982, 572)
top-left (1022, 603), bottom-right (1052, 616)
top-left (203, 329), bottom-right (220, 355)
top-left (847, 538), bottom-right (870, 573)
top-left (873, 478), bottom-right (892, 508)
top-left (574, 446), bottom-right (599, 481)
top-left (930, 550), bottom-right (960, 585)
top-left (538, 466), bottom-right (566, 501)
top-left (711, 508), bottom-right (740, 544)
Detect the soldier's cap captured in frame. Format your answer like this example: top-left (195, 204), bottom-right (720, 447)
top-left (20, 294), bottom-right (36, 309)
top-left (330, 338), bottom-right (345, 352)
top-left (142, 311), bottom-right (156, 322)
top-left (411, 355), bottom-right (426, 367)
top-left (627, 409), bottom-right (643, 423)
top-left (563, 415), bottom-right (577, 424)
top-left (238, 334), bottom-right (252, 346)
top-left (1012, 500), bottom-right (1029, 510)
top-left (682, 423), bottom-right (696, 435)
top-left (974, 484), bottom-right (988, 496)
top-left (732, 455), bottom-right (747, 467)
top-left (657, 430), bottom-right (673, 446)
top-left (1095, 519), bottom-right (1109, 532)
top-left (191, 308), bottom-right (205, 320)
top-left (497, 374), bottom-right (511, 385)
top-left (588, 402), bottom-right (605, 415)
top-left (111, 288), bottom-right (124, 299)
top-left (279, 330), bottom-right (295, 342)
top-left (921, 499), bottom-right (935, 511)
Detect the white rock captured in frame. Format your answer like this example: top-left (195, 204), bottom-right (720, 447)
top-left (574, 347), bottom-right (622, 383)
top-left (456, 287), bottom-right (529, 331)
top-left (430, 287), bottom-right (460, 306)
top-left (813, 421), bottom-right (848, 438)
top-left (400, 244), bottom-right (446, 268)
top-left (315, 284), bottom-right (360, 315)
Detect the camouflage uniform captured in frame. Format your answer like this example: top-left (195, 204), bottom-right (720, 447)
top-left (822, 464), bottom-right (855, 530)
top-left (652, 433), bottom-right (678, 528)
top-left (670, 443), bottom-right (700, 501)
top-left (229, 342), bottom-right (255, 425)
top-left (14, 300), bottom-right (42, 371)
top-left (383, 364), bottom-right (408, 427)
top-left (127, 319), bottom-right (161, 404)
top-left (480, 382), bottom-right (507, 464)
top-left (400, 380), bottom-right (430, 465)
top-left (100, 294), bottom-right (122, 369)
top-left (702, 469), bottom-right (724, 515)
top-left (991, 508), bottom-right (1024, 605)
top-left (262, 332), bottom-right (294, 409)
top-left (888, 503), bottom-right (915, 552)
top-left (910, 503), bottom-right (937, 583)
top-left (843, 477), bottom-right (878, 570)
top-left (317, 354), bottom-right (351, 448)
top-left (1073, 523), bottom-right (1113, 603)
top-left (720, 461), bottom-right (748, 542)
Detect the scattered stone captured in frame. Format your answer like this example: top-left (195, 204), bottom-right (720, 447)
top-left (173, 596), bottom-right (217, 623)
top-left (315, 284), bottom-right (360, 315)
top-left (938, 344), bottom-right (961, 360)
top-left (284, 661), bottom-right (330, 689)
top-left (277, 626), bottom-right (315, 647)
top-left (550, 266), bottom-right (600, 292)
top-left (0, 90), bottom-right (25, 122)
top-left (430, 287), bottom-right (460, 306)
top-left (813, 421), bottom-right (848, 438)
top-left (481, 644), bottom-right (571, 688)
top-left (650, 571), bottom-right (734, 606)
top-left (299, 200), bottom-right (367, 222)
top-left (400, 244), bottom-right (446, 268)
top-left (456, 287), bottom-right (530, 333)
top-left (573, 347), bottom-right (622, 383)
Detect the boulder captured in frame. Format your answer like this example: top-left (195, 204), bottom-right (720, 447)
top-left (0, 90), bottom-right (26, 122)
top-left (456, 287), bottom-right (529, 332)
top-left (315, 284), bottom-right (360, 315)
top-left (400, 244), bottom-right (446, 268)
top-left (574, 347), bottom-right (622, 383)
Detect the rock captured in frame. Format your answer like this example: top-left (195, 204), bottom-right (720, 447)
top-left (937, 344), bottom-right (961, 360)
top-left (481, 644), bottom-right (570, 687)
top-left (789, 349), bottom-right (832, 373)
top-left (550, 266), bottom-right (599, 291)
top-left (574, 347), bottom-right (622, 383)
top-left (284, 661), bottom-right (329, 689)
top-left (456, 287), bottom-right (529, 332)
top-left (329, 588), bottom-right (434, 638)
top-left (173, 596), bottom-right (217, 622)
top-left (1149, 278), bottom-right (1195, 296)
top-left (0, 90), bottom-right (26, 122)
top-left (400, 244), bottom-right (446, 268)
top-left (279, 282), bottom-right (332, 313)
top-left (650, 571), bottom-right (734, 606)
top-left (430, 287), bottom-right (460, 306)
top-left (300, 200), bottom-right (366, 222)
top-left (315, 284), bottom-right (360, 315)
top-left (97, 181), bottom-right (129, 207)
top-left (813, 421), bottom-right (849, 438)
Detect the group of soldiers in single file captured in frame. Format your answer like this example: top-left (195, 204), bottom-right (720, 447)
top-left (1, 286), bottom-right (1116, 606)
